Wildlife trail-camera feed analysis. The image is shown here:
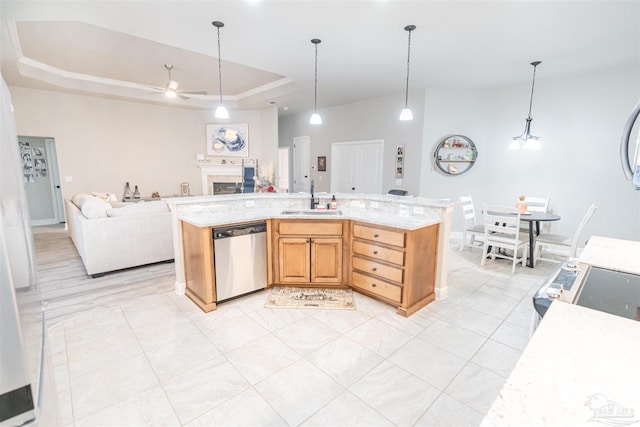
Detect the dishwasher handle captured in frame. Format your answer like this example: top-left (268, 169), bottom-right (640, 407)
top-left (213, 222), bottom-right (267, 239)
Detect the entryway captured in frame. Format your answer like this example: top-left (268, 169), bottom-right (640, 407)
top-left (18, 136), bottom-right (65, 226)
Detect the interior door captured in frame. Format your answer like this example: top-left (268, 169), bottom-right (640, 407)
top-left (293, 136), bottom-right (310, 193)
top-left (331, 140), bottom-right (383, 194)
top-left (19, 136), bottom-right (64, 226)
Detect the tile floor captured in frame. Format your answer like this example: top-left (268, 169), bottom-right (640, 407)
top-left (42, 243), bottom-right (555, 426)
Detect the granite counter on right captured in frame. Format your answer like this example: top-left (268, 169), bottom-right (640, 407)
top-left (482, 236), bottom-right (640, 426)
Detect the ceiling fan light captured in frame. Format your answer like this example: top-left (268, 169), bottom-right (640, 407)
top-left (215, 105), bottom-right (229, 119)
top-left (310, 112), bottom-right (322, 125)
top-left (399, 107), bottom-right (413, 121)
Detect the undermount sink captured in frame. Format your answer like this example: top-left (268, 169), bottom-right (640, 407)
top-left (281, 209), bottom-right (343, 216)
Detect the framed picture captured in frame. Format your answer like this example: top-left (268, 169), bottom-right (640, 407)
top-left (317, 156), bottom-right (326, 172)
top-left (395, 144), bottom-right (405, 178)
top-left (206, 123), bottom-right (249, 157)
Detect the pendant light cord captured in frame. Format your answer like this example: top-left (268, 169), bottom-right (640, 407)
top-left (527, 62), bottom-right (540, 119)
top-left (217, 25), bottom-right (223, 105)
top-left (404, 28), bottom-right (412, 107)
top-left (314, 42), bottom-right (318, 112)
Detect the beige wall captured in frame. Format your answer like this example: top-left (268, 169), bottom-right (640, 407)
top-left (9, 86), bottom-right (278, 199)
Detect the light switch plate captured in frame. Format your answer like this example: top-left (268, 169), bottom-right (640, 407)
top-left (64, 176), bottom-right (73, 183)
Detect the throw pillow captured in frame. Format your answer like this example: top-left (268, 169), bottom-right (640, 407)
top-left (80, 198), bottom-right (110, 219)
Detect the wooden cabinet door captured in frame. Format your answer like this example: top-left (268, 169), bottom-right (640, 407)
top-left (278, 238), bottom-right (311, 283)
top-left (311, 238), bottom-right (342, 283)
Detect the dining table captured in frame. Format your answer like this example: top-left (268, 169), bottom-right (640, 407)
top-left (519, 211), bottom-right (561, 267)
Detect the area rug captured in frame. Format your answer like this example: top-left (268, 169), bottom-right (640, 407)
top-left (265, 287), bottom-right (356, 310)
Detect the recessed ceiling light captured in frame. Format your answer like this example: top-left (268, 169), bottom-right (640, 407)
top-left (267, 100), bottom-right (279, 105)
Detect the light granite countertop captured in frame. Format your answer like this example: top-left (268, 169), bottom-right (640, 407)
top-left (168, 192), bottom-right (452, 230)
top-left (578, 236), bottom-right (640, 275)
top-left (481, 301), bottom-right (640, 427)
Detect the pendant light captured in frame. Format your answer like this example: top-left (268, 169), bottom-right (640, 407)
top-left (212, 20), bottom-right (229, 119)
top-left (399, 25), bottom-right (416, 121)
top-left (510, 61), bottom-right (542, 150)
top-left (310, 38), bottom-right (322, 125)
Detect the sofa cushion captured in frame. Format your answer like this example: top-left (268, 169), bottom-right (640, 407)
top-left (71, 193), bottom-right (111, 219)
top-left (106, 200), bottom-right (168, 217)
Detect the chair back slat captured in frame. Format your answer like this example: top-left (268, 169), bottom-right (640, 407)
top-left (483, 205), bottom-right (521, 237)
top-left (459, 195), bottom-right (477, 225)
top-left (524, 196), bottom-right (550, 213)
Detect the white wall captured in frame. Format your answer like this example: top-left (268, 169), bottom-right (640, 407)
top-left (279, 90), bottom-right (425, 195)
top-left (421, 65), bottom-right (640, 241)
top-left (281, 64), bottom-right (639, 241)
top-left (8, 86), bottom-right (278, 199)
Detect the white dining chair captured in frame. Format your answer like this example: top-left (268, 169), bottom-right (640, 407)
top-left (459, 195), bottom-right (485, 251)
top-left (524, 196), bottom-right (550, 213)
top-left (533, 203), bottom-right (598, 266)
top-left (481, 204), bottom-right (529, 274)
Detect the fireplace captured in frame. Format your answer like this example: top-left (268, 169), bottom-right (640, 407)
top-left (198, 164), bottom-right (242, 195)
top-left (213, 181), bottom-right (242, 195)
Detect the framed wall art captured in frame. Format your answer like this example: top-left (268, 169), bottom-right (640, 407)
top-left (395, 144), bottom-right (405, 178)
top-left (317, 156), bottom-right (326, 172)
top-left (206, 123), bottom-right (249, 157)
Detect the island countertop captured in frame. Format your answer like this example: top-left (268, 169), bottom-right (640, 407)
top-left (481, 301), bottom-right (640, 426)
top-left (167, 192), bottom-right (454, 231)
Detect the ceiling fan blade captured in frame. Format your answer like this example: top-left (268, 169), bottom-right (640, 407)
top-left (178, 91), bottom-right (208, 95)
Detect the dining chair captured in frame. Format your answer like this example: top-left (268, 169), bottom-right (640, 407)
top-left (524, 196), bottom-right (550, 213)
top-left (459, 195), bottom-right (485, 251)
top-left (481, 204), bottom-right (529, 273)
top-left (533, 203), bottom-right (598, 266)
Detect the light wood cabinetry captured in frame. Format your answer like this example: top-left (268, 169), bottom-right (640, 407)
top-left (269, 219), bottom-right (348, 287)
top-left (351, 221), bottom-right (439, 317)
top-left (181, 220), bottom-right (216, 312)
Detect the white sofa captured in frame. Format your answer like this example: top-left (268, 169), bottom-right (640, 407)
top-left (65, 194), bottom-right (174, 277)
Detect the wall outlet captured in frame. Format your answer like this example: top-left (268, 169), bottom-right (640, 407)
top-left (246, 200), bottom-right (255, 207)
top-left (370, 201), bottom-right (379, 209)
top-left (413, 206), bottom-right (424, 215)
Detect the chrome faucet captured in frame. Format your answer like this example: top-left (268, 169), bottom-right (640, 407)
top-left (310, 180), bottom-right (319, 209)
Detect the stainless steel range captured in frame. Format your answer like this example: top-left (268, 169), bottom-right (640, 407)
top-left (534, 260), bottom-right (640, 322)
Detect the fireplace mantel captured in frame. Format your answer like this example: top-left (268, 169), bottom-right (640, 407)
top-left (197, 164), bottom-right (242, 195)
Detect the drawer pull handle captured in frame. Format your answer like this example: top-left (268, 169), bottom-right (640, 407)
top-left (373, 234), bottom-right (379, 238)
top-left (372, 267), bottom-right (377, 272)
top-left (371, 283), bottom-right (377, 287)
top-left (373, 251), bottom-right (378, 255)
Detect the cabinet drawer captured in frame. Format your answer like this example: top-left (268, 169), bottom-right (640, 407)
top-left (352, 240), bottom-right (404, 266)
top-left (280, 221), bottom-right (342, 236)
top-left (352, 257), bottom-right (403, 283)
top-left (353, 224), bottom-right (405, 248)
top-left (351, 271), bottom-right (401, 303)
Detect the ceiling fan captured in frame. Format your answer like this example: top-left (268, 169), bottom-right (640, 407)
top-left (147, 64), bottom-right (208, 99)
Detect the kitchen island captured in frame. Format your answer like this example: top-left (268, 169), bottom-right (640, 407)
top-left (482, 236), bottom-right (640, 426)
top-left (165, 193), bottom-right (457, 316)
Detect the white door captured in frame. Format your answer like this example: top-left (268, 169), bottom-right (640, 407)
top-left (19, 136), bottom-right (65, 226)
top-left (331, 140), bottom-right (383, 194)
top-left (278, 147), bottom-right (290, 192)
top-left (293, 136), bottom-right (310, 193)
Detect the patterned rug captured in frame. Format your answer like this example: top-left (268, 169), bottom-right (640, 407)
top-left (265, 287), bottom-right (356, 310)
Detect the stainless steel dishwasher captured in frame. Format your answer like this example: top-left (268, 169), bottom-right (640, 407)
top-left (213, 221), bottom-right (267, 302)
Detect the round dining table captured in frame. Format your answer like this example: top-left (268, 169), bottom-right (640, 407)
top-left (520, 212), bottom-right (561, 267)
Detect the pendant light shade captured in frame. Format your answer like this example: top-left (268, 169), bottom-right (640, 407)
top-left (212, 20), bottom-right (229, 119)
top-left (510, 61), bottom-right (542, 150)
top-left (310, 38), bottom-right (322, 125)
top-left (400, 25), bottom-right (416, 121)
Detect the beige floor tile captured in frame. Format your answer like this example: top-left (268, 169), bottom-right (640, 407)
top-left (75, 385), bottom-right (180, 426)
top-left (200, 314), bottom-right (270, 353)
top-left (302, 391), bottom-right (395, 427)
top-left (310, 307), bottom-right (372, 334)
top-left (415, 392), bottom-right (484, 427)
top-left (389, 338), bottom-right (467, 390)
top-left (440, 305), bottom-right (503, 337)
top-left (459, 289), bottom-right (521, 320)
top-left (70, 353), bottom-right (158, 420)
top-left (273, 316), bottom-right (340, 354)
top-left (445, 362), bottom-right (506, 414)
top-left (417, 320), bottom-right (487, 360)
top-left (255, 358), bottom-right (344, 426)
top-left (163, 359), bottom-right (250, 424)
top-left (471, 339), bottom-right (522, 378)
top-left (225, 334), bottom-right (300, 384)
top-left (307, 335), bottom-right (383, 387)
top-left (351, 360), bottom-right (441, 426)
top-left (247, 306), bottom-right (309, 332)
top-left (491, 320), bottom-right (531, 351)
top-left (185, 388), bottom-right (287, 427)
top-left (345, 317), bottom-right (412, 357)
